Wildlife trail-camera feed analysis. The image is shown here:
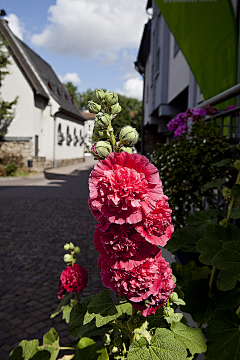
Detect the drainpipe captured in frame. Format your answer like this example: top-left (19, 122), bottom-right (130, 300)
top-left (53, 114), bottom-right (57, 168)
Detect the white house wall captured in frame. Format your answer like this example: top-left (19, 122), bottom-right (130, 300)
top-left (168, 33), bottom-right (189, 103)
top-left (55, 115), bottom-right (84, 161)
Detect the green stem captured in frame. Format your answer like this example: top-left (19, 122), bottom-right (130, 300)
top-left (75, 291), bottom-right (79, 302)
top-left (132, 306), bottom-right (137, 316)
top-left (209, 266), bottom-right (217, 293)
top-left (226, 197), bottom-right (235, 222)
top-left (59, 347), bottom-right (76, 350)
top-left (236, 305), bottom-right (240, 317)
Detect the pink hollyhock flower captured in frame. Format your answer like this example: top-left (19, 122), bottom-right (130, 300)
top-left (94, 226), bottom-right (159, 266)
top-left (134, 197), bottom-right (174, 247)
top-left (60, 264), bottom-right (88, 293)
top-left (88, 152), bottom-right (163, 225)
top-left (98, 250), bottom-right (175, 311)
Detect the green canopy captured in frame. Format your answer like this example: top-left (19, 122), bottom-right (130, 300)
top-left (155, 0), bottom-right (238, 101)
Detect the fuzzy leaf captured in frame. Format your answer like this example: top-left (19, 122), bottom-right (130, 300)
top-left (43, 328), bottom-right (58, 346)
top-left (73, 344), bottom-right (109, 360)
top-left (9, 340), bottom-right (51, 360)
top-left (230, 206), bottom-right (240, 219)
top-left (171, 261), bottom-right (211, 287)
top-left (69, 295), bottom-right (95, 337)
top-left (204, 309), bottom-right (240, 360)
top-left (181, 279), bottom-right (240, 324)
top-left (50, 292), bottom-right (73, 319)
top-left (128, 328), bottom-right (188, 360)
top-left (62, 306), bottom-right (72, 323)
top-left (78, 337), bottom-right (96, 349)
top-left (185, 209), bottom-right (222, 230)
top-left (212, 241), bottom-right (240, 290)
top-left (197, 224), bottom-right (235, 265)
top-left (171, 322), bottom-right (207, 355)
top-left (212, 159), bottom-right (232, 167)
top-left (202, 178), bottom-right (226, 192)
top-left (17, 340), bottom-right (39, 360)
top-left (87, 289), bottom-right (117, 317)
top-left (165, 227), bottom-right (202, 253)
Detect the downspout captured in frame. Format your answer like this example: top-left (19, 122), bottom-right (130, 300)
top-left (53, 114), bottom-right (57, 168)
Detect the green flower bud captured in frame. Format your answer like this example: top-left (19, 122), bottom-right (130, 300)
top-left (222, 187), bottom-right (231, 198)
top-left (64, 243), bottom-right (70, 251)
top-left (74, 246), bottom-right (80, 254)
top-left (163, 306), bottom-right (174, 318)
top-left (96, 141), bottom-right (112, 158)
top-left (219, 218), bottom-right (228, 228)
top-left (110, 346), bottom-right (118, 354)
top-left (96, 88), bottom-right (106, 101)
top-left (127, 314), bottom-right (146, 333)
top-left (69, 242), bottom-right (75, 250)
top-left (94, 112), bottom-right (111, 129)
top-left (105, 92), bottom-right (118, 106)
top-left (119, 146), bottom-right (132, 154)
top-left (93, 127), bottom-right (110, 139)
top-left (170, 292), bottom-right (178, 303)
top-left (109, 103), bottom-right (122, 116)
top-left (103, 333), bottom-right (111, 346)
top-left (234, 160), bottom-right (240, 170)
top-left (64, 254), bottom-right (73, 263)
top-left (87, 100), bottom-right (101, 114)
top-left (119, 125), bottom-right (139, 146)
top-left (92, 134), bottom-right (99, 143)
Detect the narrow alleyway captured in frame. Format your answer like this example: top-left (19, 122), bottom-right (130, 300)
top-left (0, 156), bottom-right (104, 359)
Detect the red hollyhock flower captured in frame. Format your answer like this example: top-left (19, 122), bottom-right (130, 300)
top-left (94, 226), bottom-right (159, 266)
top-left (58, 278), bottom-right (67, 299)
top-left (60, 264), bottom-right (88, 293)
top-left (88, 152), bottom-right (163, 225)
top-left (135, 196), bottom-right (174, 247)
top-left (98, 250), bottom-right (175, 310)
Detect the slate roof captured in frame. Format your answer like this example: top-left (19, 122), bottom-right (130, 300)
top-left (0, 19), bottom-right (85, 122)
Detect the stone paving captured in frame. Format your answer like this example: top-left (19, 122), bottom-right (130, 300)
top-left (0, 156), bottom-right (104, 360)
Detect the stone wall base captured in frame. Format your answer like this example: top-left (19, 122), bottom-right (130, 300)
top-left (0, 140), bottom-right (85, 172)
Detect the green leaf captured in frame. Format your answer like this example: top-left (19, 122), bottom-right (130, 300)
top-left (43, 328), bottom-right (58, 346)
top-left (202, 178), bottom-right (226, 192)
top-left (62, 305), bottom-right (72, 323)
top-left (231, 184), bottom-right (240, 204)
top-left (230, 206), bottom-right (240, 219)
top-left (73, 344), bottom-right (109, 360)
top-left (78, 337), bottom-right (96, 349)
top-left (69, 295), bottom-right (96, 337)
top-left (204, 309), bottom-right (240, 360)
top-left (50, 292), bottom-right (73, 319)
top-left (171, 261), bottom-right (211, 287)
top-left (18, 340), bottom-right (39, 360)
top-left (185, 209), bottom-right (223, 231)
top-left (128, 328), bottom-right (188, 360)
top-left (197, 224), bottom-right (234, 265)
top-left (212, 241), bottom-right (240, 290)
top-left (212, 159), bottom-right (232, 167)
top-left (181, 279), bottom-right (240, 324)
top-left (165, 227), bottom-right (203, 253)
top-left (87, 289), bottom-right (117, 317)
top-left (171, 322), bottom-right (207, 355)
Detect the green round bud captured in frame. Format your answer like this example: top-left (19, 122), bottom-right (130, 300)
top-left (64, 243), bottom-right (70, 251)
top-left (69, 242), bottom-right (75, 250)
top-left (74, 246), bottom-right (80, 254)
top-left (93, 127), bottom-right (110, 139)
top-left (222, 187), bottom-right (231, 198)
top-left (92, 134), bottom-right (99, 143)
top-left (103, 333), bottom-right (111, 346)
top-left (119, 146), bottom-right (132, 154)
top-left (111, 346), bottom-right (118, 354)
top-left (96, 141), bottom-right (112, 158)
top-left (170, 292), bottom-right (178, 303)
top-left (110, 103), bottom-right (122, 116)
top-left (219, 218), bottom-right (228, 228)
top-left (119, 125), bottom-right (139, 146)
top-left (87, 100), bottom-right (101, 114)
top-left (64, 254), bottom-right (73, 263)
top-left (94, 112), bottom-right (111, 129)
top-left (163, 306), bottom-right (174, 317)
top-left (96, 89), bottom-right (106, 101)
top-left (105, 92), bottom-right (118, 106)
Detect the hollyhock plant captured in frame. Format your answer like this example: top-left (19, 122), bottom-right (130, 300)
top-left (60, 263), bottom-right (88, 294)
top-left (89, 151), bottom-right (163, 225)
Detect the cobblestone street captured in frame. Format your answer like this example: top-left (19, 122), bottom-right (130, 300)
top-left (0, 156), bottom-right (104, 359)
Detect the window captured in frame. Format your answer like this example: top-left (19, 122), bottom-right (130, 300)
top-left (58, 124), bottom-right (64, 145)
top-left (66, 126), bottom-right (72, 145)
top-left (74, 128), bottom-right (78, 146)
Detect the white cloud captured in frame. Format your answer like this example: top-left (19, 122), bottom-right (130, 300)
top-left (59, 72), bottom-right (81, 85)
top-left (31, 0), bottom-right (147, 60)
top-left (5, 13), bottom-right (25, 40)
top-left (116, 76), bottom-right (143, 100)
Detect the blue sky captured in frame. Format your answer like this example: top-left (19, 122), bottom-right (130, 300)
top-left (1, 0), bottom-right (149, 100)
